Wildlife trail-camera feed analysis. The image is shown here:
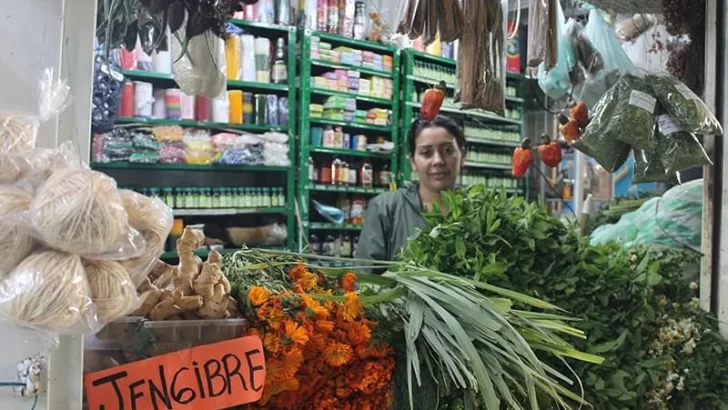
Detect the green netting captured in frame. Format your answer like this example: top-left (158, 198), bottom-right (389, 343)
top-left (590, 179), bottom-right (703, 251)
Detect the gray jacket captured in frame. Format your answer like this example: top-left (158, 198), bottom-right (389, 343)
top-left (355, 182), bottom-right (425, 262)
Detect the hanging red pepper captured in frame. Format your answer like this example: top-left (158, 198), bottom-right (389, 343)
top-left (538, 134), bottom-right (563, 167)
top-left (420, 81), bottom-right (447, 121)
top-left (558, 114), bottom-right (582, 143)
top-left (512, 138), bottom-right (533, 178)
top-left (570, 101), bottom-right (589, 128)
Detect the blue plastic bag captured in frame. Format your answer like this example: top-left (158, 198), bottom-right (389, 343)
top-left (584, 9), bottom-right (634, 74)
top-left (537, 2), bottom-right (574, 100)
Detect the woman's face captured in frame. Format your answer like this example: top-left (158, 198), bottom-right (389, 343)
top-left (410, 126), bottom-right (465, 193)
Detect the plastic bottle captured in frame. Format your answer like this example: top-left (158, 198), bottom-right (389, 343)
top-left (310, 234), bottom-right (321, 254)
top-left (341, 234), bottom-right (352, 257)
top-left (378, 164), bottom-right (391, 187)
top-left (348, 160), bottom-right (358, 186)
top-left (339, 160), bottom-right (349, 185)
top-left (350, 196), bottom-right (365, 224)
top-left (331, 157), bottom-right (342, 185)
top-left (323, 126), bottom-right (335, 147)
top-left (272, 38), bottom-right (287, 84)
top-left (361, 160), bottom-right (373, 188)
top-left (320, 159), bottom-right (333, 184)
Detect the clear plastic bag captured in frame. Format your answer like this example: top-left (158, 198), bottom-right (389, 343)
top-left (0, 67), bottom-right (71, 154)
top-left (633, 147), bottom-right (673, 184)
top-left (28, 168), bottom-right (146, 259)
top-left (118, 190), bottom-right (173, 287)
top-left (0, 186), bottom-right (35, 277)
top-left (648, 73), bottom-right (723, 135)
top-left (537, 2), bottom-right (574, 100)
top-left (572, 83), bottom-right (631, 171)
top-left (183, 129), bottom-right (213, 165)
top-left (0, 250), bottom-right (103, 334)
top-left (584, 9), bottom-right (635, 75)
top-left (565, 19), bottom-right (603, 76)
top-left (172, 23), bottom-right (227, 100)
top-left (85, 259), bottom-right (140, 323)
top-left (655, 113), bottom-right (712, 174)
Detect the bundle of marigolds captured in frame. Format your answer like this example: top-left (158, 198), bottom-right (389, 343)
top-left (240, 264), bottom-right (394, 409)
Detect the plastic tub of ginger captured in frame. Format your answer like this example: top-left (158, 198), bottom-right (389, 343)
top-left (87, 317), bottom-right (247, 365)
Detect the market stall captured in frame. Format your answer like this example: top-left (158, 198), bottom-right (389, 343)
top-left (1, 0), bottom-right (728, 409)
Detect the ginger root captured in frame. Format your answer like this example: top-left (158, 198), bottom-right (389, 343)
top-left (149, 289), bottom-right (203, 321)
top-left (198, 284), bottom-right (229, 319)
top-left (129, 228), bottom-right (242, 321)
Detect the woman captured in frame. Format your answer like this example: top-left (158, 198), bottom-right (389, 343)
top-left (355, 115), bottom-right (466, 262)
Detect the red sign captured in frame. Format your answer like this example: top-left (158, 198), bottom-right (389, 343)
top-left (84, 336), bottom-right (266, 410)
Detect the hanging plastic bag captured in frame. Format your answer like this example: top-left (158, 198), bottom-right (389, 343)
top-left (537, 1), bottom-right (574, 100)
top-left (571, 81), bottom-right (631, 171)
top-left (633, 147), bottom-right (673, 184)
top-left (655, 113), bottom-right (712, 174)
top-left (584, 8), bottom-right (635, 75)
top-left (171, 20), bottom-right (227, 99)
top-left (648, 73), bottom-right (723, 135)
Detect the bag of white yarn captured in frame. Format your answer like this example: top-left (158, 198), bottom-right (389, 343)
top-left (85, 260), bottom-right (139, 322)
top-left (0, 185), bottom-right (36, 276)
top-left (29, 168), bottom-right (145, 258)
top-left (118, 190), bottom-right (173, 287)
top-left (0, 250), bottom-right (101, 334)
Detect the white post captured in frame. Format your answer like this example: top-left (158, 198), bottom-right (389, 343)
top-left (0, 0), bottom-right (96, 408)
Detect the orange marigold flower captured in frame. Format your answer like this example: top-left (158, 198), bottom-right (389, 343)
top-left (342, 292), bottom-right (361, 322)
top-left (298, 271), bottom-right (318, 291)
top-left (266, 306), bottom-right (285, 330)
top-left (324, 342), bottom-right (353, 367)
top-left (288, 261), bottom-right (308, 282)
top-left (263, 333), bottom-right (282, 353)
top-left (283, 318), bottom-right (309, 346)
top-left (281, 348), bottom-right (304, 379)
top-left (347, 321), bottom-right (372, 346)
top-left (341, 272), bottom-right (357, 292)
top-left (248, 286), bottom-right (270, 306)
top-left (302, 294), bottom-right (330, 318)
top-left (315, 320), bottom-right (335, 333)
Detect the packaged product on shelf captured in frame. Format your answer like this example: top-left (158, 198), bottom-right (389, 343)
top-left (255, 94), bottom-right (269, 124)
top-left (183, 129), bottom-right (213, 165)
top-left (165, 88), bottom-right (182, 119)
top-left (267, 94), bottom-right (279, 126)
top-left (228, 90), bottom-right (244, 124)
top-left (240, 35), bottom-right (256, 82)
top-left (94, 129), bottom-right (133, 163)
top-left (159, 141), bottom-right (186, 164)
top-left (243, 92), bottom-right (254, 124)
top-left (278, 97), bottom-right (289, 126)
top-left (151, 89), bottom-right (167, 119)
top-left (225, 34), bottom-right (241, 81)
top-left (254, 38), bottom-right (271, 83)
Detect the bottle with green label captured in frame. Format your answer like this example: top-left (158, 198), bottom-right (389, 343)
top-left (277, 188), bottom-right (285, 207)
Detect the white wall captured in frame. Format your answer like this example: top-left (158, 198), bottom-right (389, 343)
top-left (0, 0), bottom-right (96, 408)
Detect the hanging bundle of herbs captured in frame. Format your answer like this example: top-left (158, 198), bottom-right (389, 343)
top-left (456, 0), bottom-right (507, 115)
top-left (396, 0), bottom-right (465, 45)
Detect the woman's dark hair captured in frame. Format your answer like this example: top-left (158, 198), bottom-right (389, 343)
top-left (408, 115), bottom-right (467, 156)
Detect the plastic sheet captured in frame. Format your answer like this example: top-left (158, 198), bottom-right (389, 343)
top-left (591, 179), bottom-right (703, 252)
top-left (584, 9), bottom-right (635, 75)
top-left (648, 73), bottom-right (723, 135)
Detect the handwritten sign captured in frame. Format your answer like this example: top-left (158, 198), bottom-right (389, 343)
top-left (84, 336), bottom-right (266, 410)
